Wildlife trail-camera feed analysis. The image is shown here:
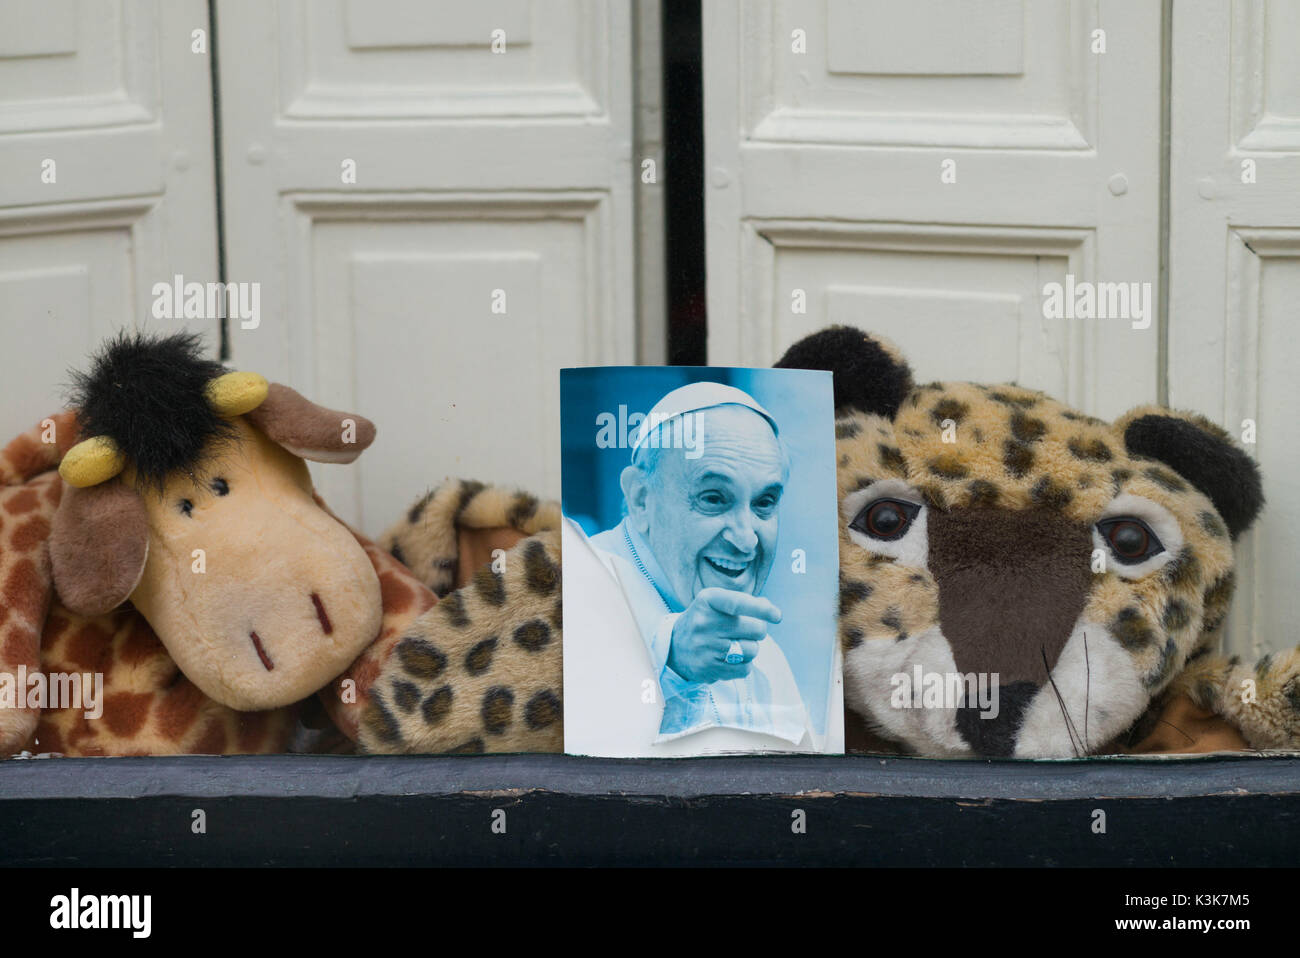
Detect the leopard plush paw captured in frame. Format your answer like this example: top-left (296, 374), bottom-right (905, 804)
top-left (359, 530), bottom-right (564, 754)
top-left (1175, 648), bottom-right (1300, 750)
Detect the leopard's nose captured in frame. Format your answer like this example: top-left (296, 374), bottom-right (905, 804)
top-left (956, 681), bottom-right (1036, 756)
top-left (926, 506), bottom-right (1093, 685)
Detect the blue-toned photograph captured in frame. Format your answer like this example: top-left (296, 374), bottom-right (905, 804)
top-left (560, 366), bottom-right (844, 757)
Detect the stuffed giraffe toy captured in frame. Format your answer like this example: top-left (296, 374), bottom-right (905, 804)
top-left (0, 331), bottom-right (452, 756)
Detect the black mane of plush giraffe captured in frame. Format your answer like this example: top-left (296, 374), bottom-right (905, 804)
top-left (68, 331), bottom-right (234, 490)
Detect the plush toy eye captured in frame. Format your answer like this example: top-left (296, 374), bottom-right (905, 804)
top-left (850, 498), bottom-right (920, 541)
top-left (212, 477), bottom-right (229, 496)
top-left (179, 498), bottom-right (194, 517)
top-left (1097, 517), bottom-right (1164, 563)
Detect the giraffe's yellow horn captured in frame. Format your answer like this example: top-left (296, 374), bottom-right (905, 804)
top-left (206, 371), bottom-right (268, 417)
top-left (59, 435), bottom-right (126, 488)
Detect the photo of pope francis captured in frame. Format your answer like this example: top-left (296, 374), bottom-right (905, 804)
top-left (582, 382), bottom-right (812, 746)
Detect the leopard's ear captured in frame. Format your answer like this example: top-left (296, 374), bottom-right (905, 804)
top-left (775, 325), bottom-right (913, 418)
top-left (1116, 405), bottom-right (1264, 539)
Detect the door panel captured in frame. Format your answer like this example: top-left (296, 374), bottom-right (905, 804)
top-left (1169, 0), bottom-right (1300, 656)
top-left (0, 0), bottom-right (218, 440)
top-left (216, 0), bottom-right (636, 532)
top-left (704, 0), bottom-right (1161, 421)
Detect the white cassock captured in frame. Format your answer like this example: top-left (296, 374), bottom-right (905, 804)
top-left (561, 516), bottom-right (818, 757)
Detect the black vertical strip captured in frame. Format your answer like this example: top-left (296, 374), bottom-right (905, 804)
top-left (207, 0), bottom-right (229, 361)
top-left (662, 0), bottom-right (705, 366)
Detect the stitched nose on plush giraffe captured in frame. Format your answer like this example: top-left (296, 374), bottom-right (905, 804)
top-left (48, 333), bottom-right (383, 712)
top-left (252, 594), bottom-right (333, 673)
top-left (249, 594), bottom-right (332, 671)
top-left (244, 590), bottom-right (339, 675)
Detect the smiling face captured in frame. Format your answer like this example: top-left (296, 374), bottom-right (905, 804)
top-left (624, 404), bottom-right (786, 604)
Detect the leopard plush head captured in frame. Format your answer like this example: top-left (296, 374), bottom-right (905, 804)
top-left (778, 326), bottom-right (1265, 758)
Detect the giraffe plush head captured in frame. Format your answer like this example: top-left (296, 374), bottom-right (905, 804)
top-left (48, 332), bottom-right (383, 711)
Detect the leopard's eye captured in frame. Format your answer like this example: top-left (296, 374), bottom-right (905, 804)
top-left (1098, 517), bottom-right (1164, 563)
top-left (212, 477), bottom-right (229, 496)
top-left (179, 499), bottom-right (194, 517)
top-left (850, 498), bottom-right (920, 542)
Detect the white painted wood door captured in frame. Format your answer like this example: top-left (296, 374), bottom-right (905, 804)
top-left (704, 0), bottom-right (1161, 422)
top-left (215, 0), bottom-right (637, 533)
top-left (1169, 0), bottom-right (1300, 657)
top-left (0, 0), bottom-right (219, 441)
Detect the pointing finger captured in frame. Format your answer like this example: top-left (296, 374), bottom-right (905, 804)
top-left (702, 588), bottom-right (782, 624)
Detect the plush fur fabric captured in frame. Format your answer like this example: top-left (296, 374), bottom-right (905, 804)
top-left (1174, 647), bottom-right (1300, 750)
top-left (0, 412), bottom-right (76, 754)
top-left (122, 419), bottom-right (383, 711)
top-left (379, 479), bottom-right (560, 600)
top-left (1119, 407), bottom-right (1264, 538)
top-left (775, 325), bottom-right (913, 417)
top-left (48, 481), bottom-right (148, 616)
top-left (68, 331), bottom-right (232, 491)
top-left (361, 529), bottom-right (563, 754)
top-left (360, 481), bottom-right (563, 753)
top-left (246, 383), bottom-right (376, 463)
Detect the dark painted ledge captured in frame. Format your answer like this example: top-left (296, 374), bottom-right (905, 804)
top-left (3, 753), bottom-right (1299, 866)
top-left (3, 751), bottom-right (1300, 800)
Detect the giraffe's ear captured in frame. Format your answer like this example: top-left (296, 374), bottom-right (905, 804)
top-left (775, 325), bottom-right (914, 418)
top-left (49, 480), bottom-right (149, 615)
top-left (245, 383), bottom-right (377, 464)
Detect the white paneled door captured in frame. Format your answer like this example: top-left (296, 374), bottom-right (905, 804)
top-left (2, 1), bottom-right (1292, 660)
top-left (704, 0), bottom-right (1162, 422)
top-left (215, 0), bottom-right (638, 532)
top-left (1169, 0), bottom-right (1300, 657)
top-left (0, 0), bottom-right (219, 441)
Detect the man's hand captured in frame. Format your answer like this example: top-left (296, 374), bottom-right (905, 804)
top-left (666, 588), bottom-right (783, 684)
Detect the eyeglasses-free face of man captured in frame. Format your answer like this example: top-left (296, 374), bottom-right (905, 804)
top-left (621, 403), bottom-right (787, 609)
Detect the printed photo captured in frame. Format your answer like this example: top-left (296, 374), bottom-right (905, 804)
top-left (560, 366), bottom-right (843, 757)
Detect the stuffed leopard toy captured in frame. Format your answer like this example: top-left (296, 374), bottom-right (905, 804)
top-left (362, 326), bottom-right (1300, 758)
